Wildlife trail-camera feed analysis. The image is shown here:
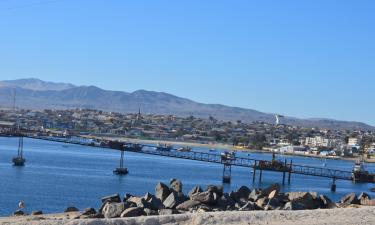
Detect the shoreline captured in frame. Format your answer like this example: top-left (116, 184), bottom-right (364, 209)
top-left (85, 135), bottom-right (375, 164)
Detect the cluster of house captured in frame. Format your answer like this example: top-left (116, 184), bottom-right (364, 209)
top-left (1, 108), bottom-right (375, 158)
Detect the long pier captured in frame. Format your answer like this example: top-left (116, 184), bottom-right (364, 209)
top-left (17, 134), bottom-right (355, 188)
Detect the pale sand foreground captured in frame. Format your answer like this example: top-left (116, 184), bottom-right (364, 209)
top-left (1, 207), bottom-right (375, 225)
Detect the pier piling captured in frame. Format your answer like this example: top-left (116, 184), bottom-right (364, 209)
top-left (223, 164), bottom-right (232, 183)
top-left (288, 160), bottom-right (293, 184)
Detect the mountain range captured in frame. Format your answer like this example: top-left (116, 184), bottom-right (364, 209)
top-left (0, 78), bottom-right (373, 130)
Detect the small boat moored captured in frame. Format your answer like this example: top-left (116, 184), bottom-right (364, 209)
top-left (177, 146), bottom-right (192, 152)
top-left (352, 160), bottom-right (375, 183)
top-left (156, 143), bottom-right (173, 152)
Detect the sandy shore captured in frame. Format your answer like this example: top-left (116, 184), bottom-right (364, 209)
top-left (1, 207), bottom-right (375, 225)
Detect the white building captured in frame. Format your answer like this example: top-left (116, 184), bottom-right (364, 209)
top-left (304, 136), bottom-right (337, 148)
top-left (348, 138), bottom-right (359, 146)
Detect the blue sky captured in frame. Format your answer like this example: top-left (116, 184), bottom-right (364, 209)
top-left (0, 0), bottom-right (374, 125)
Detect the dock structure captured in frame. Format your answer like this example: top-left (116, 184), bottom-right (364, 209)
top-left (14, 133), bottom-right (360, 189)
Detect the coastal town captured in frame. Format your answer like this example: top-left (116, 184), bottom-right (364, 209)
top-left (1, 108), bottom-right (374, 161)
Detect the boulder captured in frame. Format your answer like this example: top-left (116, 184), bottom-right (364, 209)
top-left (256, 197), bottom-right (268, 209)
top-left (261, 184), bottom-right (280, 197)
top-left (249, 189), bottom-right (261, 202)
top-left (144, 192), bottom-right (164, 210)
top-left (64, 207), bottom-right (79, 213)
top-left (155, 182), bottom-right (171, 202)
top-left (196, 205), bottom-right (213, 212)
top-left (188, 186), bottom-right (203, 199)
top-left (358, 192), bottom-right (371, 205)
top-left (13, 210), bottom-right (24, 216)
top-left (217, 194), bottom-right (236, 210)
top-left (265, 197), bottom-right (283, 210)
top-left (283, 201), bottom-right (307, 210)
top-left (233, 186), bottom-right (251, 202)
top-left (143, 208), bottom-right (158, 216)
top-left (128, 197), bottom-right (152, 209)
top-left (82, 208), bottom-right (96, 216)
top-left (101, 193), bottom-right (121, 203)
top-left (123, 193), bottom-right (134, 202)
top-left (191, 191), bottom-right (217, 205)
top-left (341, 193), bottom-right (360, 205)
top-left (206, 185), bottom-right (224, 196)
top-left (170, 179), bottom-right (183, 193)
top-left (319, 195), bottom-right (336, 209)
top-left (163, 191), bottom-right (185, 209)
top-left (287, 192), bottom-right (316, 209)
top-left (120, 207), bottom-right (145, 218)
top-left (102, 202), bottom-right (125, 218)
top-left (31, 211), bottom-right (43, 216)
top-left (176, 200), bottom-right (202, 211)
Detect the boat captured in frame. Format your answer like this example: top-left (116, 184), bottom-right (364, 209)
top-left (352, 160), bottom-right (375, 183)
top-left (124, 143), bottom-right (143, 152)
top-left (221, 151), bottom-right (235, 161)
top-left (113, 167), bottom-right (129, 175)
top-left (177, 146), bottom-right (192, 152)
top-left (13, 137), bottom-right (25, 166)
top-left (156, 143), bottom-right (172, 152)
top-left (209, 149), bottom-right (216, 152)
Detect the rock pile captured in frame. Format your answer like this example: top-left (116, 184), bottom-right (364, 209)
top-left (12, 179), bottom-right (375, 219)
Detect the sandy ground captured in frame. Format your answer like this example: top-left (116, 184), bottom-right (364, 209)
top-left (1, 207), bottom-right (375, 225)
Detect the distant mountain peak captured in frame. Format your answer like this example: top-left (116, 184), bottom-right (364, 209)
top-left (0, 78), bottom-right (75, 91)
top-left (0, 78), bottom-right (373, 130)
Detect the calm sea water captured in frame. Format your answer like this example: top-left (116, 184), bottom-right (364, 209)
top-left (0, 137), bottom-right (374, 216)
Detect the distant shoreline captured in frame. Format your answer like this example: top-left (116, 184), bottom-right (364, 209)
top-left (85, 135), bottom-right (375, 164)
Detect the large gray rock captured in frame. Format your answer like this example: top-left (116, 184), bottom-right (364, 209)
top-left (170, 179), bottom-right (183, 193)
top-left (265, 197), bottom-right (284, 210)
top-left (232, 186), bottom-right (251, 202)
top-left (287, 192), bottom-right (316, 210)
top-left (144, 192), bottom-right (164, 210)
top-left (283, 201), bottom-right (307, 210)
top-left (261, 184), bottom-right (280, 197)
top-left (143, 208), bottom-right (158, 216)
top-left (191, 191), bottom-right (217, 205)
top-left (217, 193), bottom-right (236, 210)
top-left (341, 193), bottom-right (360, 205)
top-left (255, 197), bottom-right (268, 209)
top-left (102, 202), bottom-right (125, 218)
top-left (206, 185), bottom-right (224, 196)
top-left (319, 195), bottom-right (336, 209)
top-left (101, 193), bottom-right (121, 203)
top-left (176, 200), bottom-right (202, 211)
top-left (128, 197), bottom-right (152, 209)
top-left (249, 189), bottom-right (261, 202)
top-left (155, 182), bottom-right (171, 202)
top-left (120, 207), bottom-right (145, 218)
top-left (188, 186), bottom-right (203, 199)
top-left (163, 192), bottom-right (185, 209)
top-left (358, 192), bottom-right (371, 205)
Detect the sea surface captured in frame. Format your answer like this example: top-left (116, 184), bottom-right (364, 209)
top-left (0, 137), bottom-right (374, 216)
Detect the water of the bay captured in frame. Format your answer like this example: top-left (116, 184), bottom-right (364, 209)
top-left (0, 137), bottom-right (374, 216)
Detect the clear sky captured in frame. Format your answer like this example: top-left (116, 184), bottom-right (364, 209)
top-left (0, 0), bottom-right (374, 125)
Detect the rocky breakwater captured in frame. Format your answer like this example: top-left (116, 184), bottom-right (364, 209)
top-left (11, 179), bottom-right (375, 219)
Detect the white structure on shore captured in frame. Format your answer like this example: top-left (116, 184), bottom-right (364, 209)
top-left (275, 115), bottom-right (284, 126)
